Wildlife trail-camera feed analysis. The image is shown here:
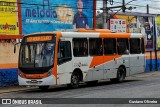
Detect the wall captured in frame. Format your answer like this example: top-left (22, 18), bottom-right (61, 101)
top-left (0, 40), bottom-right (20, 87)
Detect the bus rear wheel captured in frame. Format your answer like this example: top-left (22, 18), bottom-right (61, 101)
top-left (110, 67), bottom-right (125, 83)
top-left (67, 72), bottom-right (80, 89)
top-left (39, 86), bottom-right (49, 90)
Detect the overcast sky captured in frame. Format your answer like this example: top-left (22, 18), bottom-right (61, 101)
top-left (96, 0), bottom-right (160, 14)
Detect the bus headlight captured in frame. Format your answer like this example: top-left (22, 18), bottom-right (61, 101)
top-left (47, 68), bottom-right (53, 77)
top-left (19, 70), bottom-right (23, 77)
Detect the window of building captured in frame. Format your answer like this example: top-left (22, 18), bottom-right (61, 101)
top-left (130, 38), bottom-right (141, 54)
top-left (89, 38), bottom-right (103, 56)
top-left (104, 38), bottom-right (116, 55)
top-left (73, 38), bottom-right (88, 57)
top-left (117, 38), bottom-right (129, 55)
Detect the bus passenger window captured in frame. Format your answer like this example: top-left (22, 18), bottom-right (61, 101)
top-left (117, 39), bottom-right (129, 55)
top-left (104, 38), bottom-right (116, 55)
top-left (130, 38), bottom-right (141, 54)
top-left (89, 38), bottom-right (103, 56)
top-left (73, 38), bottom-right (88, 57)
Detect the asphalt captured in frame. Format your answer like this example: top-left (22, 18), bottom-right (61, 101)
top-left (0, 86), bottom-right (35, 94)
top-left (0, 71), bottom-right (159, 93)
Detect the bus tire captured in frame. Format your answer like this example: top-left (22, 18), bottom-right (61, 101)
top-left (67, 72), bottom-right (80, 89)
top-left (117, 67), bottom-right (125, 82)
top-left (39, 86), bottom-right (49, 90)
top-left (111, 67), bottom-right (125, 83)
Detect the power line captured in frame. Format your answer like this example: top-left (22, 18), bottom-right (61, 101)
top-left (97, 0), bottom-right (160, 11)
top-left (0, 1), bottom-right (94, 11)
top-left (0, 0), bottom-right (160, 15)
top-left (0, 0), bottom-right (158, 11)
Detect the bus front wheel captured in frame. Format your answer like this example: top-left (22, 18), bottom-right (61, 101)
top-left (67, 72), bottom-right (80, 88)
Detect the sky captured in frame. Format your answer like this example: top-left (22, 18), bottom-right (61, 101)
top-left (96, 0), bottom-right (160, 14)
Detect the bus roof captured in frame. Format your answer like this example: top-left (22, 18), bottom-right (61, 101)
top-left (24, 29), bottom-right (111, 37)
top-left (78, 28), bottom-right (112, 33)
top-left (23, 29), bottom-right (143, 39)
top-left (60, 32), bottom-right (143, 38)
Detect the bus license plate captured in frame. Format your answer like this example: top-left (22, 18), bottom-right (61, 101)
top-left (31, 80), bottom-right (38, 83)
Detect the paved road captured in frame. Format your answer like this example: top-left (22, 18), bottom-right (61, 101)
top-left (0, 71), bottom-right (160, 107)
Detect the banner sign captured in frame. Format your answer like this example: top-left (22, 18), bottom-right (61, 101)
top-left (111, 15), bottom-right (137, 33)
top-left (0, 0), bottom-right (19, 35)
top-left (156, 15), bottom-right (160, 50)
top-left (110, 19), bottom-right (126, 33)
top-left (111, 15), bottom-right (154, 51)
top-left (21, 0), bottom-right (93, 34)
top-left (137, 16), bottom-right (154, 50)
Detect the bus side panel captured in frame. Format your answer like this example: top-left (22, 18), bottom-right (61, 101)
top-left (129, 54), bottom-right (145, 75)
top-left (120, 55), bottom-right (130, 76)
top-left (103, 56), bottom-right (118, 79)
top-left (129, 34), bottom-right (145, 75)
top-left (83, 69), bottom-right (93, 82)
top-left (103, 55), bottom-right (130, 79)
top-left (103, 60), bottom-right (117, 79)
top-left (92, 56), bottom-right (104, 81)
top-left (72, 57), bottom-right (93, 82)
top-left (57, 62), bottom-right (72, 85)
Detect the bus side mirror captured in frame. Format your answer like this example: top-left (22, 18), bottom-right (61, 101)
top-left (14, 42), bottom-right (21, 53)
top-left (14, 45), bottom-right (16, 53)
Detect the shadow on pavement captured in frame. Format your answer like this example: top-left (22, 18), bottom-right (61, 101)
top-left (23, 79), bottom-right (142, 93)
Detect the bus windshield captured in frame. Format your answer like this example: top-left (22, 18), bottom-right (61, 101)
top-left (19, 42), bottom-right (55, 68)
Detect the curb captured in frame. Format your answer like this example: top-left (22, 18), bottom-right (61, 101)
top-left (129, 71), bottom-right (160, 78)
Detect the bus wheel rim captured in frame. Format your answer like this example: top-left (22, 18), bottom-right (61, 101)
top-left (72, 75), bottom-right (78, 85)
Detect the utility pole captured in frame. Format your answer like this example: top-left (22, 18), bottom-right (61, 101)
top-left (122, 0), bottom-right (126, 12)
top-left (147, 4), bottom-right (149, 14)
top-left (102, 0), bottom-right (136, 29)
top-left (103, 0), bottom-right (127, 28)
top-left (103, 0), bottom-right (107, 29)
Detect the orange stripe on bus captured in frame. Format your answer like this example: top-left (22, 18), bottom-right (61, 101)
top-left (0, 63), bottom-right (18, 69)
top-left (53, 33), bottom-right (62, 79)
top-left (89, 55), bottom-right (122, 68)
top-left (100, 33), bottom-right (131, 38)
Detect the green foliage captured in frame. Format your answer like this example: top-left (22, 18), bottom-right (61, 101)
top-left (97, 23), bottom-right (103, 29)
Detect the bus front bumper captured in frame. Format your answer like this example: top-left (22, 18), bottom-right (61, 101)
top-left (18, 75), bottom-right (56, 86)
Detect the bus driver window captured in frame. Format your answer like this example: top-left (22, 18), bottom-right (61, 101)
top-left (58, 41), bottom-right (72, 65)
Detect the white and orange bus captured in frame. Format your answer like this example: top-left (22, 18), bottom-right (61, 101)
top-left (15, 29), bottom-right (145, 90)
